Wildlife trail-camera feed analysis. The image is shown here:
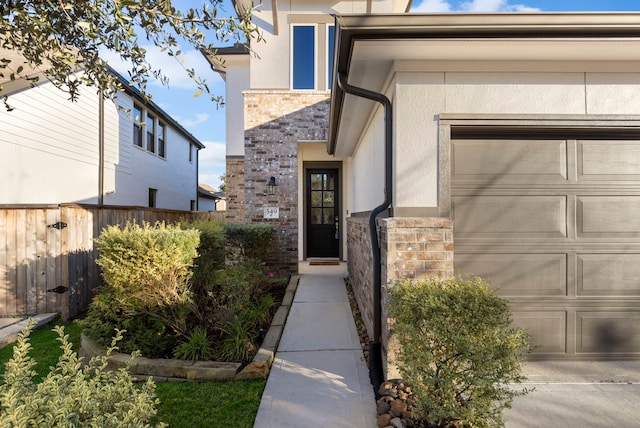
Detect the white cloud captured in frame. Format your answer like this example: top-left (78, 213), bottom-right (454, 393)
top-left (460, 0), bottom-right (505, 12)
top-left (100, 44), bottom-right (220, 90)
top-left (175, 113), bottom-right (211, 128)
top-left (198, 140), bottom-right (226, 191)
top-left (411, 0), bottom-right (540, 13)
top-left (506, 4), bottom-right (540, 11)
top-left (411, 0), bottom-right (452, 12)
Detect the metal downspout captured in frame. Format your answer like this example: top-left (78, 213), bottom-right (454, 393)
top-left (337, 73), bottom-right (392, 396)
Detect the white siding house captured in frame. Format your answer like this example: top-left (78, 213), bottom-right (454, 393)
top-left (0, 69), bottom-right (203, 211)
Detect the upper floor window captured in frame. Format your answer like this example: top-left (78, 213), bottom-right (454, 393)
top-left (189, 144), bottom-right (193, 163)
top-left (133, 104), bottom-right (143, 147)
top-left (327, 25), bottom-right (335, 90)
top-left (158, 122), bottom-right (166, 158)
top-left (292, 25), bottom-right (316, 90)
top-left (146, 112), bottom-right (156, 153)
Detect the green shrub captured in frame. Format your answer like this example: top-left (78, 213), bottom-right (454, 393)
top-left (94, 222), bottom-right (200, 336)
top-left (81, 289), bottom-right (175, 357)
top-left (387, 276), bottom-right (531, 428)
top-left (223, 223), bottom-right (274, 262)
top-left (180, 219), bottom-right (226, 283)
top-left (0, 324), bottom-right (164, 428)
top-left (173, 327), bottom-right (212, 361)
top-left (217, 315), bottom-right (256, 362)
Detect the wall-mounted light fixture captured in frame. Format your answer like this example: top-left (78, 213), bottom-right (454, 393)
top-left (268, 176), bottom-right (277, 195)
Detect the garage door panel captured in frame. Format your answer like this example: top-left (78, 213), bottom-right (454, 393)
top-left (578, 196), bottom-right (640, 237)
top-left (453, 139), bottom-right (567, 183)
top-left (577, 312), bottom-right (640, 354)
top-left (456, 253), bottom-right (567, 296)
top-left (511, 311), bottom-right (567, 354)
top-left (452, 134), bottom-right (640, 360)
top-left (453, 195), bottom-right (567, 238)
top-left (579, 140), bottom-right (640, 181)
top-left (578, 254), bottom-right (640, 296)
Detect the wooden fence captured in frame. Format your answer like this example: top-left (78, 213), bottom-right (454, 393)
top-left (0, 204), bottom-right (225, 319)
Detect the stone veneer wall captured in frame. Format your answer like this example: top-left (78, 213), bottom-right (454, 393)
top-left (224, 156), bottom-right (245, 223)
top-left (346, 216), bottom-right (375, 341)
top-left (243, 90), bottom-right (330, 273)
top-left (347, 216), bottom-right (454, 379)
top-left (380, 217), bottom-right (454, 378)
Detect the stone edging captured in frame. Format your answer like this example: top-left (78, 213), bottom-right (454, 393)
top-left (79, 275), bottom-right (300, 382)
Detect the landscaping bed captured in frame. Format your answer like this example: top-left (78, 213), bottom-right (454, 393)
top-left (79, 275), bottom-right (300, 381)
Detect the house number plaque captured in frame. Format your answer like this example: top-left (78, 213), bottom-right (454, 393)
top-left (264, 207), bottom-right (279, 219)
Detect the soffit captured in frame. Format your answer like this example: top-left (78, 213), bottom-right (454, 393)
top-left (328, 12), bottom-right (640, 156)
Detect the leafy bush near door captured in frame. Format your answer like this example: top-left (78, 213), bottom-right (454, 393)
top-left (387, 276), bottom-right (532, 428)
top-left (81, 220), bottom-right (281, 363)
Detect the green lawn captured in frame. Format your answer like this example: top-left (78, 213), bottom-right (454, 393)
top-left (0, 321), bottom-right (266, 427)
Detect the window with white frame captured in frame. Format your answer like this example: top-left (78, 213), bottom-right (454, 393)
top-left (133, 104), bottom-right (143, 147)
top-left (148, 188), bottom-right (157, 208)
top-left (158, 121), bottom-right (166, 158)
top-left (291, 23), bottom-right (335, 91)
top-left (133, 105), bottom-right (167, 159)
top-left (327, 25), bottom-right (335, 90)
top-left (146, 112), bottom-right (156, 153)
top-left (292, 25), bottom-right (316, 90)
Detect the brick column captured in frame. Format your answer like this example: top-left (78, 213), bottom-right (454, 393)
top-left (224, 156), bottom-right (245, 224)
top-left (243, 91), bottom-right (330, 274)
top-left (346, 216), bottom-right (454, 379)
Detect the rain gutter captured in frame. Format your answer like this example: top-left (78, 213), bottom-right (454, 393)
top-left (337, 72), bottom-right (392, 395)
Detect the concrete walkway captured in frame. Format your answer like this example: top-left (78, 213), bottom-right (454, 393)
top-left (0, 314), bottom-right (58, 348)
top-left (254, 274), bottom-right (375, 428)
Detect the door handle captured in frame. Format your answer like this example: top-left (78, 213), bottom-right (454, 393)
top-left (335, 216), bottom-right (339, 239)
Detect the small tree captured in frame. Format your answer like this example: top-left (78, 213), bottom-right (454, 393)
top-left (0, 1), bottom-right (261, 109)
top-left (387, 276), bottom-right (531, 428)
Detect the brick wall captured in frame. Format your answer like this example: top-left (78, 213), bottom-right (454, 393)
top-left (224, 156), bottom-right (245, 224)
top-left (347, 216), bottom-right (454, 379)
top-left (346, 216), bottom-right (375, 340)
top-left (243, 90), bottom-right (330, 273)
top-left (379, 217), bottom-right (453, 378)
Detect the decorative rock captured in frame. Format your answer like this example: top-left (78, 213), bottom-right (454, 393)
top-left (376, 398), bottom-right (391, 414)
top-left (390, 400), bottom-right (407, 418)
top-left (377, 413), bottom-right (392, 428)
top-left (235, 360), bottom-right (269, 380)
top-left (379, 381), bottom-right (395, 396)
top-left (390, 417), bottom-right (405, 428)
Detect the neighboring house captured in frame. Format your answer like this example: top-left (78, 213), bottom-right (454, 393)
top-left (198, 183), bottom-right (226, 211)
top-left (0, 59), bottom-right (204, 211)
top-left (206, 2), bottom-right (640, 377)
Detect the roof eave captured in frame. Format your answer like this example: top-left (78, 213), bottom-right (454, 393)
top-left (328, 12), bottom-right (640, 155)
top-left (200, 45), bottom-right (250, 81)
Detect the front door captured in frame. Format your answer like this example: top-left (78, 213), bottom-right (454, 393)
top-left (306, 169), bottom-right (339, 258)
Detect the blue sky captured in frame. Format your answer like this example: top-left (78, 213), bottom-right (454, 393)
top-left (107, 0), bottom-right (640, 191)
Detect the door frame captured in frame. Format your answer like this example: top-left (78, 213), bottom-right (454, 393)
top-left (303, 161), bottom-right (343, 260)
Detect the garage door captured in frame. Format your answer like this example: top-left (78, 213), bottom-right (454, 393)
top-left (452, 132), bottom-right (640, 359)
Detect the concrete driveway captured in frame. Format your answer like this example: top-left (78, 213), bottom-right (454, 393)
top-left (505, 361), bottom-right (640, 427)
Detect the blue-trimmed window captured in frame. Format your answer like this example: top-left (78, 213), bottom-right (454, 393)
top-left (292, 25), bottom-right (315, 90)
top-left (327, 25), bottom-right (335, 90)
